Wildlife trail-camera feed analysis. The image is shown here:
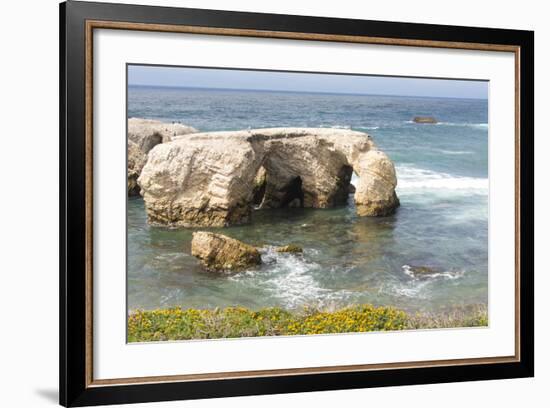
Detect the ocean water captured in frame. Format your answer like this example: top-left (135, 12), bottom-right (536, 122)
top-left (127, 85), bottom-right (488, 314)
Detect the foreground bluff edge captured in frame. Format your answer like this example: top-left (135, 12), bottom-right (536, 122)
top-left (127, 118), bottom-right (198, 195)
top-left (137, 128), bottom-right (399, 227)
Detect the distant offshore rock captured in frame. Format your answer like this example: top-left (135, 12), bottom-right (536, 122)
top-left (127, 118), bottom-right (197, 196)
top-left (138, 127), bottom-right (399, 227)
top-left (413, 116), bottom-right (437, 124)
top-left (191, 231), bottom-right (262, 271)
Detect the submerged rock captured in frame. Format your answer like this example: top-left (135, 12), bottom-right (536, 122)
top-left (127, 118), bottom-right (197, 196)
top-left (402, 264), bottom-right (462, 280)
top-left (139, 128), bottom-right (399, 227)
top-left (403, 265), bottom-right (438, 278)
top-left (275, 244), bottom-right (303, 253)
top-left (191, 231), bottom-right (262, 271)
top-left (413, 116), bottom-right (437, 124)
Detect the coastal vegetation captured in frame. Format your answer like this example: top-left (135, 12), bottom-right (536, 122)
top-left (127, 304), bottom-right (488, 342)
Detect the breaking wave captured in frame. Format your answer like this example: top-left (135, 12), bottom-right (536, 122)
top-left (405, 120), bottom-right (488, 129)
top-left (396, 165), bottom-right (488, 195)
top-left (324, 125), bottom-right (380, 131)
top-left (437, 122), bottom-right (488, 129)
top-left (437, 149), bottom-right (474, 155)
top-left (379, 265), bottom-right (464, 299)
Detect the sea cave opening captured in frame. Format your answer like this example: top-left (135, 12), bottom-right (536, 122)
top-left (250, 163), bottom-right (356, 211)
top-left (251, 166), bottom-right (305, 209)
top-left (333, 165), bottom-right (354, 206)
top-left (279, 176), bottom-right (304, 208)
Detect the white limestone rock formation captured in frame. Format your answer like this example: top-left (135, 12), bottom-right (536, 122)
top-left (127, 118), bottom-right (197, 196)
top-left (138, 128), bottom-right (399, 226)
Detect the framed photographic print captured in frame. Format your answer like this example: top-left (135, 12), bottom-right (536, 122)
top-left (59, 1), bottom-right (534, 406)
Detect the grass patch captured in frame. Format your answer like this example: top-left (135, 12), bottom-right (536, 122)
top-left (405, 304), bottom-right (489, 329)
top-left (127, 304), bottom-right (487, 342)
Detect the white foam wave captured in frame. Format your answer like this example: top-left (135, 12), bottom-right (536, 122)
top-left (231, 247), bottom-right (331, 309)
top-left (405, 120), bottom-right (488, 129)
top-left (437, 122), bottom-right (488, 129)
top-left (382, 282), bottom-right (430, 299)
top-left (437, 149), bottom-right (474, 155)
top-left (396, 165), bottom-right (488, 195)
top-left (379, 265), bottom-right (464, 299)
top-left (323, 125), bottom-right (380, 131)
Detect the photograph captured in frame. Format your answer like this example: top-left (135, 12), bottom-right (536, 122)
top-left (126, 65), bottom-right (489, 342)
top-left (55, 1), bottom-right (535, 405)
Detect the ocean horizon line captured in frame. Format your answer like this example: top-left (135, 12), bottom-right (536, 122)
top-left (127, 84), bottom-right (488, 101)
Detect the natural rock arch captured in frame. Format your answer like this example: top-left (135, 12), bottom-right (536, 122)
top-left (138, 128), bottom-right (399, 227)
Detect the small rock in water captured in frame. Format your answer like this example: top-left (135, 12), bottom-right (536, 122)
top-left (403, 264), bottom-right (439, 279)
top-left (191, 231), bottom-right (261, 271)
top-left (275, 244), bottom-right (303, 253)
top-left (413, 116), bottom-right (437, 124)
top-left (402, 264), bottom-right (461, 280)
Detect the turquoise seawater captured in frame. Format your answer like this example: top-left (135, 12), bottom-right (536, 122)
top-left (127, 86), bottom-right (488, 314)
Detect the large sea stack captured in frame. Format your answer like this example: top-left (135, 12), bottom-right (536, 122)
top-left (138, 128), bottom-right (399, 227)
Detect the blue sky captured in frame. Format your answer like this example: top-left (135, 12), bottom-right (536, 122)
top-left (128, 65), bottom-right (488, 99)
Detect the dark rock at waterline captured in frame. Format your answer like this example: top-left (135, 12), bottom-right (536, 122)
top-left (348, 184), bottom-right (356, 194)
top-left (275, 244), bottom-right (303, 253)
top-left (403, 265), bottom-right (439, 279)
top-left (413, 116), bottom-right (437, 124)
top-left (402, 264), bottom-right (461, 280)
top-left (191, 231), bottom-right (261, 271)
top-left (128, 140), bottom-right (146, 196)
